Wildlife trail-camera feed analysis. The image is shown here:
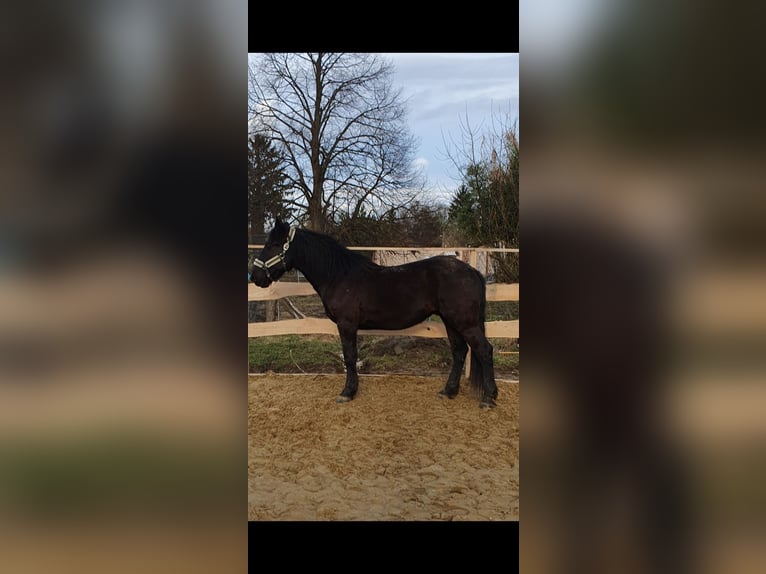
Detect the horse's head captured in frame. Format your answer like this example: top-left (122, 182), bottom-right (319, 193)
top-left (248, 218), bottom-right (296, 287)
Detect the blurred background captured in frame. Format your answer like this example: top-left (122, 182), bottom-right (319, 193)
top-left (521, 1), bottom-right (766, 572)
top-left (0, 1), bottom-right (247, 572)
top-left (3, 0), bottom-right (766, 570)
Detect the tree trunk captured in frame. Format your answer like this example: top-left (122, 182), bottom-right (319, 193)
top-left (248, 197), bottom-right (265, 243)
top-left (307, 194), bottom-right (325, 232)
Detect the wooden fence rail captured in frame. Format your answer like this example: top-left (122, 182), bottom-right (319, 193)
top-left (247, 283), bottom-right (519, 340)
top-left (248, 246), bottom-right (519, 252)
top-left (247, 282), bottom-right (518, 303)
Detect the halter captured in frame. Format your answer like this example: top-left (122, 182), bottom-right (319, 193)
top-left (252, 226), bottom-right (296, 280)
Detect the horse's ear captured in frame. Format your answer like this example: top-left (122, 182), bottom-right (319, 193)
top-left (276, 217), bottom-right (291, 234)
top-left (273, 216), bottom-right (289, 235)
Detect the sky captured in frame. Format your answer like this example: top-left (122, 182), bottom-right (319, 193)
top-left (383, 53), bottom-right (519, 204)
top-left (249, 52), bottom-right (519, 207)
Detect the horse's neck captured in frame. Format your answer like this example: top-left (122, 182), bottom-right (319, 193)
top-left (291, 237), bottom-right (334, 296)
top-left (296, 263), bottom-right (330, 298)
top-left (292, 233), bottom-right (361, 297)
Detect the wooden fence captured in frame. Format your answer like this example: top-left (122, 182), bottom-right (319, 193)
top-left (247, 246), bottom-right (519, 375)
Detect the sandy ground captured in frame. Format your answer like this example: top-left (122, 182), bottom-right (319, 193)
top-left (248, 373), bottom-right (519, 521)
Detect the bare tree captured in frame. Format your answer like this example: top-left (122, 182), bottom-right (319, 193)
top-left (249, 53), bottom-right (422, 232)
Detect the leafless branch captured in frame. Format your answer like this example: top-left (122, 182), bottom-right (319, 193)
top-left (249, 53), bottom-right (421, 231)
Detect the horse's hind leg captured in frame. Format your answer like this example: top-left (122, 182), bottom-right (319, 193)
top-left (439, 323), bottom-right (467, 399)
top-left (336, 325), bottom-right (360, 403)
top-left (462, 327), bottom-right (498, 408)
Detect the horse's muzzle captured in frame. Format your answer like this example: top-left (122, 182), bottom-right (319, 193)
top-left (252, 276), bottom-right (272, 288)
top-left (249, 268), bottom-right (272, 288)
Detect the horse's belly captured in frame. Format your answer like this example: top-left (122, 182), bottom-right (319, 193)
top-left (358, 311), bottom-right (431, 330)
top-left (358, 297), bottom-right (433, 330)
top-left (347, 275), bottom-right (436, 329)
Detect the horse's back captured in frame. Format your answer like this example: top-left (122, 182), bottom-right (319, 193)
top-left (426, 255), bottom-right (485, 289)
top-left (376, 255), bottom-right (482, 290)
top-left (388, 254), bottom-right (480, 275)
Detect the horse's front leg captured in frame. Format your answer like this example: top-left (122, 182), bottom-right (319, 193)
top-left (336, 324), bottom-right (359, 403)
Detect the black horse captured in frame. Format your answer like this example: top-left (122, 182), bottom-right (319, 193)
top-left (249, 218), bottom-right (498, 408)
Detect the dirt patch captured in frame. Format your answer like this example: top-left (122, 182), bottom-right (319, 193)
top-left (248, 373), bottom-right (519, 521)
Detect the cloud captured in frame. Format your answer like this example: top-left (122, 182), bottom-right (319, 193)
top-left (380, 54), bottom-right (519, 195)
top-left (412, 157), bottom-right (429, 171)
top-left (388, 53), bottom-right (519, 127)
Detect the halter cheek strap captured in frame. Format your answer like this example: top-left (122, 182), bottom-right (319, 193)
top-left (252, 226), bottom-right (296, 279)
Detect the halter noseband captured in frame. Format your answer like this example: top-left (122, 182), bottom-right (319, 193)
top-left (252, 226), bottom-right (296, 280)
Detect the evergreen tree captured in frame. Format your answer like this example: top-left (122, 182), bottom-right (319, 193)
top-left (247, 133), bottom-right (291, 242)
top-left (445, 124), bottom-right (519, 281)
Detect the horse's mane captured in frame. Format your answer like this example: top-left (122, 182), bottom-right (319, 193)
top-left (295, 229), bottom-right (377, 285)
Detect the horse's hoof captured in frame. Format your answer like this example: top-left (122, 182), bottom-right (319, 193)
top-left (479, 400), bottom-right (496, 409)
top-left (336, 395), bottom-right (353, 403)
top-left (438, 390), bottom-right (457, 400)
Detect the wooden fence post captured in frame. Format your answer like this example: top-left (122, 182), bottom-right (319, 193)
top-left (265, 301), bottom-right (276, 322)
top-left (469, 249), bottom-right (478, 270)
top-left (465, 349), bottom-right (472, 379)
top-left (464, 249), bottom-right (478, 379)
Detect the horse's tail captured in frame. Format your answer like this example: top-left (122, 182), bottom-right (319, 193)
top-left (469, 351), bottom-right (483, 396)
top-left (469, 272), bottom-right (487, 396)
